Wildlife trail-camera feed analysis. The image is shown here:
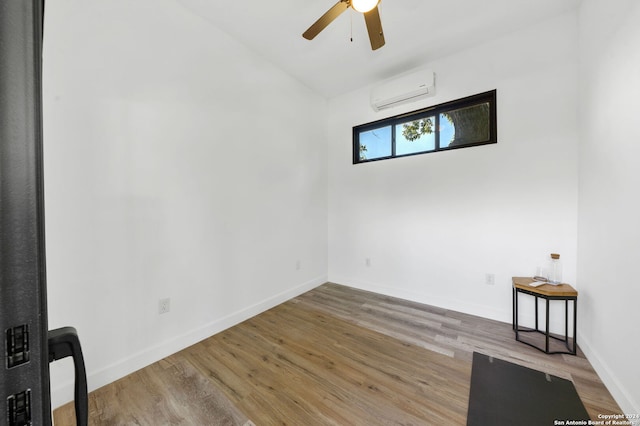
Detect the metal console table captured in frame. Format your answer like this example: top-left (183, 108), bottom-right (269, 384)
top-left (512, 277), bottom-right (577, 355)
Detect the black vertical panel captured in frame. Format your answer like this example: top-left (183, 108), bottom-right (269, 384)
top-left (0, 1), bottom-right (51, 425)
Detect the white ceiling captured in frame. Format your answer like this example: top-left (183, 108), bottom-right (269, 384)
top-left (175, 0), bottom-right (581, 99)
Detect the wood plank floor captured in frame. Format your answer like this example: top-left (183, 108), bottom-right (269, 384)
top-left (54, 283), bottom-right (621, 425)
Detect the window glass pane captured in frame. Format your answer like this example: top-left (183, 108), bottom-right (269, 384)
top-left (439, 113), bottom-right (455, 148)
top-left (440, 102), bottom-right (490, 148)
top-left (358, 126), bottom-right (391, 161)
top-left (396, 116), bottom-right (436, 155)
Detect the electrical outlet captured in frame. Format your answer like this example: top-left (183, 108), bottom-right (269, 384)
top-left (158, 298), bottom-right (170, 314)
top-left (485, 273), bottom-right (495, 285)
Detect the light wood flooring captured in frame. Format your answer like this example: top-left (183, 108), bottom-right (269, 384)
top-left (54, 282), bottom-right (621, 425)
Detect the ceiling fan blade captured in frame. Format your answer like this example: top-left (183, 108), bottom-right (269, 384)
top-left (364, 5), bottom-right (385, 50)
top-left (302, 0), bottom-right (349, 40)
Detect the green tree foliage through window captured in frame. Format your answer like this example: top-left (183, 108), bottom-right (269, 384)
top-left (402, 117), bottom-right (434, 141)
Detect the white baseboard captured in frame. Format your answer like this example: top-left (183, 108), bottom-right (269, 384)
top-left (330, 276), bottom-right (511, 325)
top-left (51, 275), bottom-right (327, 409)
top-left (577, 331), bottom-right (639, 415)
top-left (330, 276), bottom-right (579, 335)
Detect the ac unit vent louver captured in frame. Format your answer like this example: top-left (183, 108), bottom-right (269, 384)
top-left (370, 70), bottom-right (435, 112)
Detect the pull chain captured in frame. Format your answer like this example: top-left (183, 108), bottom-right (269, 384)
top-left (350, 11), bottom-right (353, 42)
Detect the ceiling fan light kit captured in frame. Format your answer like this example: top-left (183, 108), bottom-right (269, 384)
top-left (302, 0), bottom-right (385, 50)
top-left (351, 0), bottom-right (380, 13)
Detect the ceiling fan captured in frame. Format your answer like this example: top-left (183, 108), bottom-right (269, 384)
top-left (302, 0), bottom-right (385, 50)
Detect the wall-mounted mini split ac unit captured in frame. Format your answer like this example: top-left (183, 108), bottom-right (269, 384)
top-left (370, 69), bottom-right (436, 112)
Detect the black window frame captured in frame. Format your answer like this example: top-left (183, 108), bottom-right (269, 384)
top-left (353, 89), bottom-right (497, 164)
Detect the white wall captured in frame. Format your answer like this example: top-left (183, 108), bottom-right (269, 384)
top-left (577, 0), bottom-right (640, 415)
top-left (43, 0), bottom-right (328, 407)
top-left (328, 13), bottom-right (579, 327)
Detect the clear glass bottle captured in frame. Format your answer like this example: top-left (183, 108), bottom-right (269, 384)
top-left (548, 253), bottom-right (562, 284)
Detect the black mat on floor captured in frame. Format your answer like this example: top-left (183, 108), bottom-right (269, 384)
top-left (466, 352), bottom-right (590, 426)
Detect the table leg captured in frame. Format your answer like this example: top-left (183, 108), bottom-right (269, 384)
top-left (512, 287), bottom-right (515, 331)
top-left (545, 298), bottom-right (550, 353)
top-left (565, 299), bottom-right (569, 343)
top-left (514, 289), bottom-right (519, 341)
top-left (573, 299), bottom-right (577, 354)
top-left (534, 295), bottom-right (539, 331)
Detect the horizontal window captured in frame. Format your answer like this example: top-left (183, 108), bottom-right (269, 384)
top-left (353, 90), bottom-right (497, 164)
